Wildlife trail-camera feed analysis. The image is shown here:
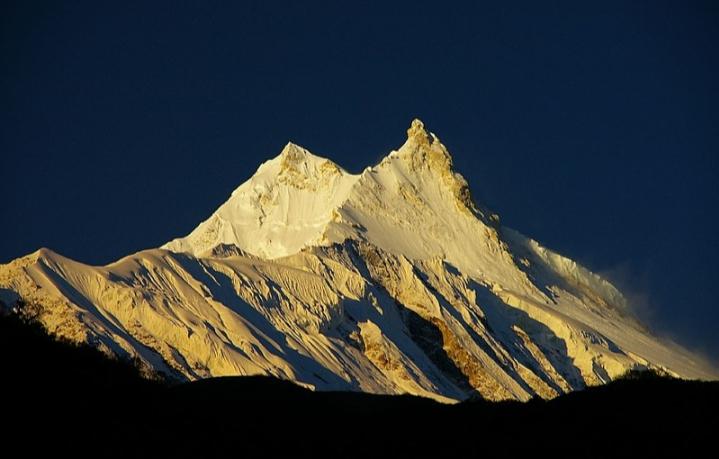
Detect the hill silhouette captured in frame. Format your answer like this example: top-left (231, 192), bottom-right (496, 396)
top-left (1, 313), bottom-right (716, 457)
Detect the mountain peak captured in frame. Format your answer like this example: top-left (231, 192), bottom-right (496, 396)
top-left (406, 118), bottom-right (433, 147)
top-left (277, 142), bottom-right (316, 166)
top-left (268, 142), bottom-right (348, 184)
top-left (395, 119), bottom-right (454, 177)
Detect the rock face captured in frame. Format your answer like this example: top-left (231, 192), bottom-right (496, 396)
top-left (1, 120), bottom-right (715, 402)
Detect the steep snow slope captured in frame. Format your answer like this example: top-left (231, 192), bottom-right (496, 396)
top-left (164, 142), bottom-right (359, 258)
top-left (1, 120), bottom-right (715, 402)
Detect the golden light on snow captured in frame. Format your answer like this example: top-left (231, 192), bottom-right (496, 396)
top-left (1, 120), bottom-right (711, 405)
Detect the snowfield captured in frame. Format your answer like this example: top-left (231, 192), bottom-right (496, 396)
top-left (1, 119), bottom-right (715, 402)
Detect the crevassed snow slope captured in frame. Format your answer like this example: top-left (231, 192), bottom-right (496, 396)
top-left (1, 120), bottom-right (715, 402)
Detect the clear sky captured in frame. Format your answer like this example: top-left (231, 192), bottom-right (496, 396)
top-left (2, 1), bottom-right (718, 362)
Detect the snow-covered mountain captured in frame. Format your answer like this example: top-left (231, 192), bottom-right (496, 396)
top-left (1, 120), bottom-right (715, 401)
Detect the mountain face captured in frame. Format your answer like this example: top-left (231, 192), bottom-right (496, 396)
top-left (1, 120), bottom-right (714, 402)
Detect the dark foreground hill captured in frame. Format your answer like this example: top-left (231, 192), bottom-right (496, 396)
top-left (1, 313), bottom-right (716, 458)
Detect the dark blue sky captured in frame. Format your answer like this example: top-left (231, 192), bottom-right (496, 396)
top-left (2, 1), bottom-right (718, 361)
